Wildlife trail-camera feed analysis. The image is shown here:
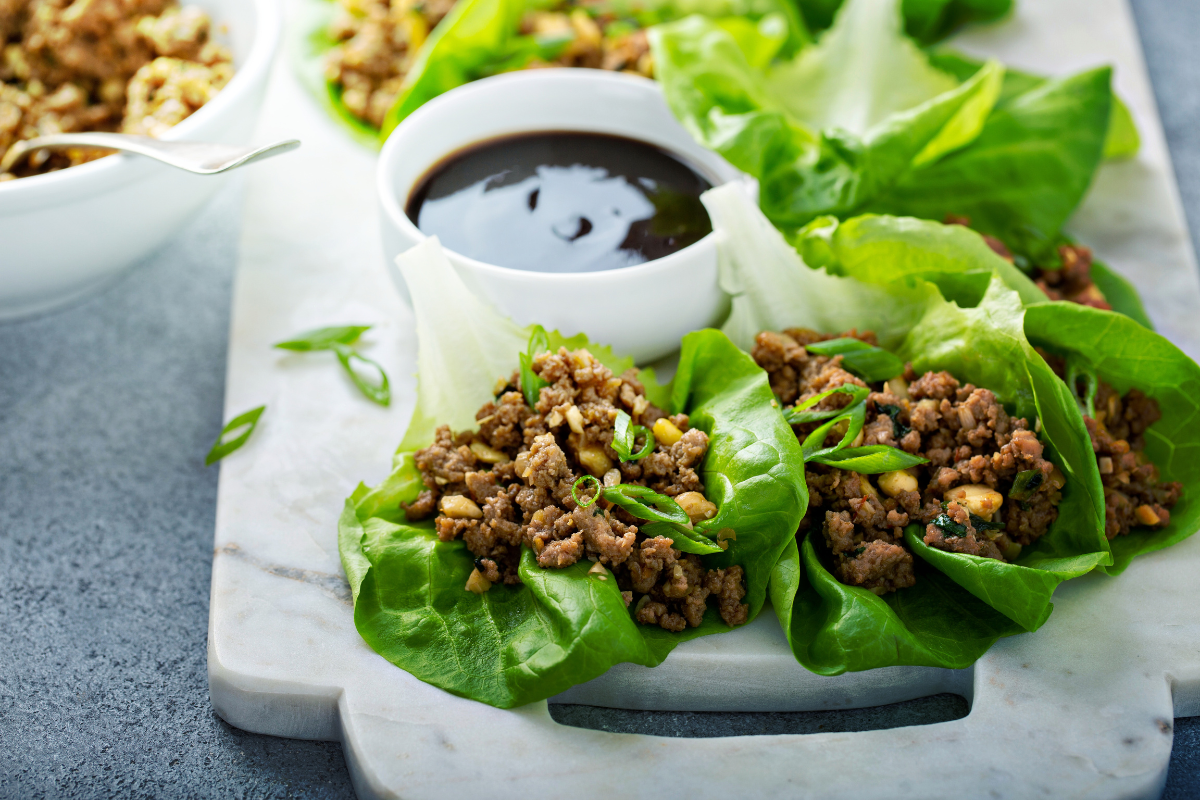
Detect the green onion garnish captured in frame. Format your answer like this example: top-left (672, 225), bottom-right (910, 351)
top-left (571, 474), bottom-right (601, 508)
top-left (809, 445), bottom-right (928, 473)
top-left (206, 406), bottom-right (266, 466)
top-left (520, 325), bottom-right (551, 410)
top-left (603, 484), bottom-right (691, 527)
top-left (783, 384), bottom-right (869, 425)
top-left (612, 410), bottom-right (655, 462)
top-left (804, 338), bottom-right (904, 383)
top-left (274, 325), bottom-right (390, 405)
top-left (273, 325), bottom-right (369, 351)
top-left (1009, 468), bottom-right (1045, 501)
top-left (334, 345), bottom-right (390, 406)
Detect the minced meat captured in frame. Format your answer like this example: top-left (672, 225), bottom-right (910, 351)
top-left (1041, 353), bottom-right (1182, 538)
top-left (754, 329), bottom-right (1064, 596)
top-left (1, 0), bottom-right (233, 180)
top-left (944, 214), bottom-right (1112, 311)
top-left (405, 346), bottom-right (748, 630)
top-left (323, 0), bottom-right (653, 131)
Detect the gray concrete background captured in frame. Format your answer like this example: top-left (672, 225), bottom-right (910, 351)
top-left (1, 1), bottom-right (1198, 797)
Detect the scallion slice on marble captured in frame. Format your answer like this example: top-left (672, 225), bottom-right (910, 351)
top-left (205, 405), bottom-right (266, 466)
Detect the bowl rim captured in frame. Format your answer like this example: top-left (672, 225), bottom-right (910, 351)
top-left (376, 69), bottom-right (745, 286)
top-left (0, 0), bottom-right (283, 198)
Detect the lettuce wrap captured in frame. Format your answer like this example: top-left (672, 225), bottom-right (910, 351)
top-left (650, 0), bottom-right (1135, 266)
top-left (296, 0), bottom-right (808, 146)
top-left (1023, 303), bottom-right (1200, 575)
top-left (338, 238), bottom-right (806, 706)
top-left (704, 183), bottom-right (1111, 673)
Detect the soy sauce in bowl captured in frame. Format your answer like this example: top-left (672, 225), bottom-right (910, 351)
top-left (405, 131), bottom-right (714, 274)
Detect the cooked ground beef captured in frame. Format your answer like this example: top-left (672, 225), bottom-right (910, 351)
top-left (1041, 353), bottom-right (1182, 538)
top-left (754, 328), bottom-right (1064, 595)
top-left (944, 215), bottom-right (1112, 311)
top-left (324, 0), bottom-right (653, 130)
top-left (405, 346), bottom-right (748, 630)
top-left (0, 0), bottom-right (233, 180)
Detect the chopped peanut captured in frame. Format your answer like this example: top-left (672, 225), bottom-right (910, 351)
top-left (440, 495), bottom-right (483, 519)
top-left (1135, 505), bottom-right (1161, 526)
top-left (676, 491), bottom-right (717, 524)
top-left (1048, 465), bottom-right (1067, 491)
top-left (470, 441), bottom-right (510, 464)
top-left (465, 568), bottom-right (492, 594)
top-left (878, 469), bottom-right (918, 497)
top-left (653, 418), bottom-right (683, 446)
top-left (566, 404), bottom-right (586, 435)
top-left (603, 469), bottom-right (622, 488)
top-left (577, 444), bottom-right (613, 477)
top-left (886, 377), bottom-right (910, 400)
top-left (946, 484), bottom-right (1003, 520)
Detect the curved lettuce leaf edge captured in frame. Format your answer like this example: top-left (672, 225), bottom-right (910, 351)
top-left (1023, 302), bottom-right (1200, 575)
top-left (708, 184), bottom-right (1109, 671)
top-left (340, 241), bottom-right (806, 707)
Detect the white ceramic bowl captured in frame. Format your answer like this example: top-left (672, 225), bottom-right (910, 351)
top-left (376, 70), bottom-right (746, 364)
top-left (0, 0), bottom-right (282, 321)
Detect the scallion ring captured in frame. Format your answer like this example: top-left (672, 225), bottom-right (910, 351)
top-left (571, 474), bottom-right (602, 509)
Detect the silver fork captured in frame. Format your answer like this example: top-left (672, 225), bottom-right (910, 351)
top-left (0, 133), bottom-right (301, 175)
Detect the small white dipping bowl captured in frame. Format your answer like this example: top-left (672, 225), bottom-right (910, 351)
top-left (376, 70), bottom-right (745, 364)
top-left (0, 0), bottom-right (281, 321)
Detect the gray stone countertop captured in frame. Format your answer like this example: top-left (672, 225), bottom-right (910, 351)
top-left (2, 1), bottom-right (1199, 797)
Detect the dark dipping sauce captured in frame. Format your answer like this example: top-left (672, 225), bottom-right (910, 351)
top-left (406, 131), bottom-right (714, 273)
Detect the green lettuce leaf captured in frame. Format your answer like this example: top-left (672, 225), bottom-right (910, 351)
top-left (790, 212), bottom-right (1046, 307)
top-left (340, 238), bottom-right (806, 706)
top-left (652, 1), bottom-right (1118, 260)
top-left (1023, 302), bottom-right (1200, 575)
top-left (793, 0), bottom-right (1012, 45)
top-left (769, 534), bottom-right (1024, 675)
top-left (927, 49), bottom-right (1141, 162)
top-left (711, 186), bottom-right (1109, 670)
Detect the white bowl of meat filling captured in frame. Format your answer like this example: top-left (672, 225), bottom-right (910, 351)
top-left (0, 0), bottom-right (281, 321)
top-left (376, 69), bottom-right (748, 364)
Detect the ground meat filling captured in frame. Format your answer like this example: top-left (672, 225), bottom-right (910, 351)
top-left (1041, 353), bottom-right (1182, 538)
top-left (944, 215), bottom-right (1112, 311)
top-left (404, 346), bottom-right (748, 631)
top-left (1, 0), bottom-right (233, 180)
top-left (323, 0), bottom-right (653, 130)
top-left (754, 329), bottom-right (1065, 596)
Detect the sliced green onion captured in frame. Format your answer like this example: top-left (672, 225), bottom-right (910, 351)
top-left (571, 474), bottom-right (601, 508)
top-left (612, 410), bottom-right (655, 462)
top-left (802, 401), bottom-right (866, 462)
top-left (810, 445), bottom-right (928, 473)
top-left (804, 337), bottom-right (904, 383)
top-left (273, 325), bottom-right (369, 351)
top-left (603, 484), bottom-right (691, 527)
top-left (520, 325), bottom-right (551, 409)
top-left (1009, 468), bottom-right (1045, 501)
top-left (783, 384), bottom-right (869, 425)
top-left (334, 344), bottom-right (390, 406)
top-left (206, 406), bottom-right (266, 466)
top-left (639, 521), bottom-right (723, 555)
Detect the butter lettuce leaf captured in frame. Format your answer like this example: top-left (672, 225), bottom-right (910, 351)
top-left (1023, 302), bottom-right (1200, 575)
top-left (652, 0), bottom-right (1119, 261)
top-left (340, 239), bottom-right (806, 706)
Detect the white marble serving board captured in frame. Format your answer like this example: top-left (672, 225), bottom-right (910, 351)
top-left (209, 1), bottom-right (1200, 797)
